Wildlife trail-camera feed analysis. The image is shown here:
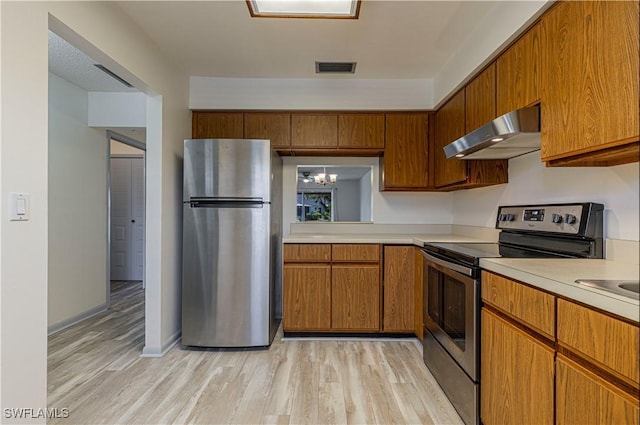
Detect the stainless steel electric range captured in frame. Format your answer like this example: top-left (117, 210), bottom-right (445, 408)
top-left (421, 202), bottom-right (604, 425)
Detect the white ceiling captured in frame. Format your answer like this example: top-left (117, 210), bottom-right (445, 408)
top-left (114, 0), bottom-right (500, 79)
top-left (48, 31), bottom-right (138, 92)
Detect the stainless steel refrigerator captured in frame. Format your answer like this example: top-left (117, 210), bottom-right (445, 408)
top-left (182, 138), bottom-right (282, 348)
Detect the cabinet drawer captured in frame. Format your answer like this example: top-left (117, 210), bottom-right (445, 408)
top-left (331, 244), bottom-right (380, 262)
top-left (283, 244), bottom-right (331, 262)
top-left (557, 298), bottom-right (639, 386)
top-left (482, 271), bottom-right (555, 339)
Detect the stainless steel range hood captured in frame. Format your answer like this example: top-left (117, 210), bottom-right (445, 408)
top-left (443, 106), bottom-right (540, 160)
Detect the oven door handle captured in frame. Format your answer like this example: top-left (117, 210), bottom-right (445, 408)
top-left (421, 250), bottom-right (474, 277)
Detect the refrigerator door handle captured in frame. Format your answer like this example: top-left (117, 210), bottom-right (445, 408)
top-left (188, 197), bottom-right (267, 208)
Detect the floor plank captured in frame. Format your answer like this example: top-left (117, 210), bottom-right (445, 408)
top-left (48, 281), bottom-right (463, 424)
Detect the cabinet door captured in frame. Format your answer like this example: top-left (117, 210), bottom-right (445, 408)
top-left (540, 1), bottom-right (639, 163)
top-left (338, 113), bottom-right (385, 149)
top-left (481, 309), bottom-right (554, 425)
top-left (283, 264), bottom-right (331, 331)
top-left (291, 114), bottom-right (338, 148)
top-left (244, 112), bottom-right (291, 149)
top-left (192, 112), bottom-right (244, 139)
top-left (434, 91), bottom-right (467, 187)
top-left (465, 63), bottom-right (496, 131)
top-left (382, 113), bottom-right (429, 189)
top-left (383, 246), bottom-right (414, 333)
top-left (332, 264), bottom-right (380, 331)
top-left (496, 23), bottom-right (541, 116)
top-left (557, 355), bottom-right (639, 425)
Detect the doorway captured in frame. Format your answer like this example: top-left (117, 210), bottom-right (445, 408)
top-left (108, 131), bottom-right (146, 300)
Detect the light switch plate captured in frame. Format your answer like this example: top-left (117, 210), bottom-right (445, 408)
top-left (9, 192), bottom-right (29, 221)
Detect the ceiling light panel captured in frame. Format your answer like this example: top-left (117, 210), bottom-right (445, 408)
top-left (247, 0), bottom-right (360, 18)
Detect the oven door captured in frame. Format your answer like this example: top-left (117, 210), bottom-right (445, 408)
top-left (422, 249), bottom-right (479, 381)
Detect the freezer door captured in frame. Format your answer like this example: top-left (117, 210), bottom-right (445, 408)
top-left (184, 139), bottom-right (272, 201)
top-left (182, 203), bottom-right (273, 347)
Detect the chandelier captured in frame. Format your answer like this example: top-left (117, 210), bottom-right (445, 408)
top-left (301, 168), bottom-right (337, 185)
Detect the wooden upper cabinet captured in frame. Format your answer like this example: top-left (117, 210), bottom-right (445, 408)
top-left (243, 113), bottom-right (291, 150)
top-left (291, 114), bottom-right (338, 149)
top-left (434, 91), bottom-right (467, 187)
top-left (337, 113), bottom-right (385, 149)
top-left (540, 0), bottom-right (640, 166)
top-left (192, 112), bottom-right (244, 139)
top-left (465, 63), bottom-right (496, 131)
top-left (382, 112), bottom-right (430, 190)
top-left (496, 23), bottom-right (541, 116)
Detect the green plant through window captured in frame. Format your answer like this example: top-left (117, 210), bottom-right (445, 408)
top-left (297, 191), bottom-right (332, 221)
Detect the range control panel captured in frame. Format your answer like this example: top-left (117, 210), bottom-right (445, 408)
top-left (496, 204), bottom-right (586, 234)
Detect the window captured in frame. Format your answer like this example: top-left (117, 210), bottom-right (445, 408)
top-left (297, 191), bottom-right (333, 222)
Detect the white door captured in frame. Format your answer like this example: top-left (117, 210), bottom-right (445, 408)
top-left (110, 157), bottom-right (145, 280)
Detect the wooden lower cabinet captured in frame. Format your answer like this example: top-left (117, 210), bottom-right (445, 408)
top-left (481, 309), bottom-right (554, 425)
top-left (283, 264), bottom-right (331, 331)
top-left (556, 355), bottom-right (639, 425)
top-left (383, 246), bottom-right (414, 333)
top-left (331, 265), bottom-right (380, 331)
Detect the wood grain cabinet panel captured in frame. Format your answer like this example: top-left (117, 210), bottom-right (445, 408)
top-left (382, 112), bottom-right (430, 190)
top-left (465, 63), bottom-right (496, 131)
top-left (556, 355), bottom-right (639, 425)
top-left (331, 244), bottom-right (380, 263)
top-left (496, 23), bottom-right (541, 116)
top-left (331, 265), bottom-right (380, 331)
top-left (283, 264), bottom-right (331, 331)
top-left (557, 298), bottom-right (640, 386)
top-left (413, 247), bottom-right (424, 339)
top-left (291, 114), bottom-right (338, 149)
top-left (338, 113), bottom-right (385, 149)
top-left (192, 112), bottom-right (244, 139)
top-left (434, 91), bottom-right (467, 187)
top-left (383, 246), bottom-right (414, 333)
top-left (283, 244), bottom-right (331, 262)
top-left (540, 0), bottom-right (640, 166)
top-left (482, 271), bottom-right (555, 339)
top-left (243, 113), bottom-right (291, 149)
top-left (481, 309), bottom-right (554, 425)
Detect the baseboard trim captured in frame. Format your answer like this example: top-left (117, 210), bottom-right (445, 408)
top-left (47, 303), bottom-right (108, 335)
top-left (141, 330), bottom-right (181, 358)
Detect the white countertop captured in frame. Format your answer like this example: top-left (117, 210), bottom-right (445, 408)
top-left (481, 258), bottom-right (640, 323)
top-left (282, 233), bottom-right (492, 246)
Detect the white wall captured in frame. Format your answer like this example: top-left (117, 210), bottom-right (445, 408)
top-left (283, 157), bottom-right (454, 234)
top-left (1, 2), bottom-right (189, 417)
top-left (48, 73), bottom-right (108, 331)
top-left (190, 77), bottom-right (434, 110)
top-left (360, 172), bottom-right (372, 221)
top-left (88, 92), bottom-right (146, 127)
top-left (453, 152), bottom-right (640, 241)
top-left (111, 140), bottom-right (144, 156)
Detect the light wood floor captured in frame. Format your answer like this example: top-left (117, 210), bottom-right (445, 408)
top-left (48, 281), bottom-right (463, 425)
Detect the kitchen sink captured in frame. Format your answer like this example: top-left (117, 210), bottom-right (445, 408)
top-left (575, 279), bottom-right (640, 300)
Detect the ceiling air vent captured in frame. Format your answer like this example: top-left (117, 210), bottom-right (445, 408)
top-left (315, 61), bottom-right (357, 74)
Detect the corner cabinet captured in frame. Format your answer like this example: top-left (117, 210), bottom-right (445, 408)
top-left (540, 0), bottom-right (640, 166)
top-left (434, 85), bottom-right (508, 189)
top-left (380, 112), bottom-right (431, 190)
